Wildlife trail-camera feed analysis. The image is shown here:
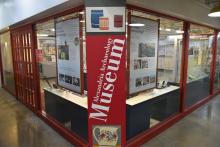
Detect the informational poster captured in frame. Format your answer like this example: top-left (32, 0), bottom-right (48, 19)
top-left (85, 0), bottom-right (126, 147)
top-left (56, 18), bottom-right (81, 93)
top-left (129, 16), bottom-right (159, 94)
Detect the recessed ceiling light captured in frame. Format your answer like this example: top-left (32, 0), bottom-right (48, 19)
top-left (208, 3), bottom-right (220, 17)
top-left (165, 28), bottom-right (171, 32)
top-left (129, 23), bottom-right (145, 27)
top-left (37, 34), bottom-right (49, 37)
top-left (176, 30), bottom-right (184, 34)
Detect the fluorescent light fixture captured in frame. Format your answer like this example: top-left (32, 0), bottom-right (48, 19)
top-left (168, 35), bottom-right (183, 40)
top-left (165, 28), bottom-right (171, 32)
top-left (80, 20), bottom-right (85, 23)
top-left (129, 23), bottom-right (145, 27)
top-left (176, 30), bottom-right (184, 34)
top-left (208, 4), bottom-right (220, 17)
top-left (37, 34), bottom-right (49, 37)
top-left (50, 28), bottom-right (55, 32)
top-left (79, 11), bottom-right (84, 15)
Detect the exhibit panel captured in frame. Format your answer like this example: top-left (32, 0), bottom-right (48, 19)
top-left (126, 10), bottom-right (183, 140)
top-left (56, 15), bottom-right (81, 93)
top-left (185, 24), bottom-right (214, 108)
top-left (0, 32), bottom-right (16, 94)
top-left (214, 33), bottom-right (220, 91)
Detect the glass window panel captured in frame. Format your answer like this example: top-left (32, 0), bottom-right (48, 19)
top-left (126, 10), bottom-right (183, 140)
top-left (35, 19), bottom-right (56, 110)
top-left (185, 24), bottom-right (214, 108)
top-left (36, 11), bottom-right (88, 141)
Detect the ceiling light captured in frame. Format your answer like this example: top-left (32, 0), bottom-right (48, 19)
top-left (37, 34), bottom-right (49, 37)
top-left (50, 28), bottom-right (55, 32)
top-left (176, 30), bottom-right (184, 34)
top-left (165, 28), bottom-right (171, 32)
top-left (208, 3), bottom-right (220, 17)
top-left (129, 23), bottom-right (145, 27)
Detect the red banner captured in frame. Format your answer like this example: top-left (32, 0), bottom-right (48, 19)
top-left (86, 35), bottom-right (126, 147)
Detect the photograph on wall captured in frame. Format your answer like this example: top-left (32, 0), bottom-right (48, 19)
top-left (86, 7), bottom-right (125, 32)
top-left (56, 17), bottom-right (81, 92)
top-left (129, 16), bottom-right (159, 94)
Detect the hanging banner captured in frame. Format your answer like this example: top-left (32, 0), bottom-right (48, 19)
top-left (85, 0), bottom-right (126, 146)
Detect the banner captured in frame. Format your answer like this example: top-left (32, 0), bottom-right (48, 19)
top-left (85, 0), bottom-right (126, 146)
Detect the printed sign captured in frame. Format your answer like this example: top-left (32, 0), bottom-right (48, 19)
top-left (87, 35), bottom-right (126, 147)
top-left (86, 7), bottom-right (125, 33)
top-left (85, 1), bottom-right (126, 146)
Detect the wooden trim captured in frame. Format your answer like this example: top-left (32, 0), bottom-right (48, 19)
top-left (210, 30), bottom-right (218, 95)
top-left (180, 22), bottom-right (190, 112)
top-left (79, 13), bottom-right (85, 94)
top-left (31, 25), bottom-right (41, 110)
top-left (126, 10), bottom-right (131, 96)
top-left (0, 34), bottom-right (5, 87)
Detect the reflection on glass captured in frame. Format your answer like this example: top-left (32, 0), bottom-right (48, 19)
top-left (36, 11), bottom-right (88, 141)
top-left (126, 10), bottom-right (183, 140)
top-left (35, 19), bottom-right (56, 111)
top-left (0, 32), bottom-right (15, 93)
top-left (214, 33), bottom-right (220, 91)
top-left (186, 24), bottom-right (214, 107)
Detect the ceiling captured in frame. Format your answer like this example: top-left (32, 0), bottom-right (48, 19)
top-left (196, 0), bottom-right (220, 8)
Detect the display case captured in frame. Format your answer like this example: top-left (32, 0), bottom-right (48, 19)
top-left (185, 24), bottom-right (214, 107)
top-left (126, 10), bottom-right (184, 140)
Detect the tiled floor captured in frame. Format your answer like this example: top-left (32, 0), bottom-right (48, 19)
top-left (0, 88), bottom-right (220, 147)
top-left (0, 89), bottom-right (73, 147)
top-left (142, 95), bottom-right (220, 147)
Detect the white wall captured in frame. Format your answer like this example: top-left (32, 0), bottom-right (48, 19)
top-left (0, 0), bottom-right (68, 30)
top-left (127, 0), bottom-right (220, 29)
